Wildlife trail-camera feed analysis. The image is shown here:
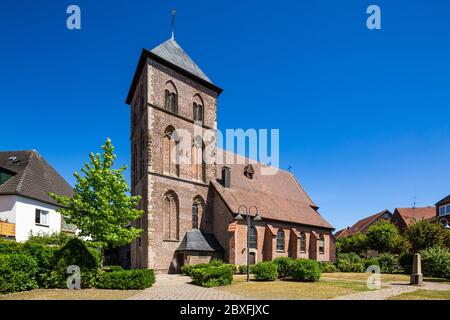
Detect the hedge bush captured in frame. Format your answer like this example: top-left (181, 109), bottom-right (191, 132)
top-left (252, 262), bottom-right (278, 281)
top-left (320, 262), bottom-right (338, 273)
top-left (336, 253), bottom-right (365, 272)
top-left (104, 265), bottom-right (124, 272)
top-left (362, 257), bottom-right (380, 269)
top-left (190, 265), bottom-right (233, 287)
top-left (398, 252), bottom-right (413, 274)
top-left (238, 264), bottom-right (254, 274)
top-left (22, 242), bottom-right (58, 287)
top-left (96, 269), bottom-right (155, 290)
top-left (0, 254), bottom-right (38, 294)
top-left (377, 253), bottom-right (398, 273)
top-left (0, 239), bottom-right (23, 254)
top-left (273, 257), bottom-right (293, 278)
top-left (289, 259), bottom-right (321, 281)
top-left (420, 246), bottom-right (450, 278)
top-left (46, 238), bottom-right (101, 288)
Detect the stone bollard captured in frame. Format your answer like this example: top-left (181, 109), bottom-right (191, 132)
top-left (410, 253), bottom-right (423, 285)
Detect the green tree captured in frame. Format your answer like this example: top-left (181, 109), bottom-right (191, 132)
top-left (405, 220), bottom-right (449, 253)
top-left (366, 220), bottom-right (400, 253)
top-left (336, 233), bottom-right (368, 255)
top-left (50, 138), bottom-right (143, 250)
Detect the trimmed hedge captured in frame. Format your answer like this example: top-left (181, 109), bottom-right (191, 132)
top-left (252, 262), bottom-right (278, 281)
top-left (0, 239), bottom-right (23, 254)
top-left (0, 254), bottom-right (38, 294)
top-left (190, 265), bottom-right (233, 287)
top-left (289, 259), bottom-right (321, 281)
top-left (399, 253), bottom-right (413, 274)
top-left (377, 253), bottom-right (398, 273)
top-left (45, 238), bottom-right (101, 289)
top-left (273, 257), bottom-right (293, 278)
top-left (238, 264), bottom-right (254, 274)
top-left (96, 269), bottom-right (155, 290)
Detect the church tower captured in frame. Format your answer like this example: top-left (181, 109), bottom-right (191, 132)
top-left (125, 36), bottom-right (223, 271)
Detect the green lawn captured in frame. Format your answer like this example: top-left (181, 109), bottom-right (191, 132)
top-left (0, 288), bottom-right (141, 300)
top-left (322, 272), bottom-right (450, 284)
top-left (218, 274), bottom-right (379, 300)
top-left (389, 289), bottom-right (450, 300)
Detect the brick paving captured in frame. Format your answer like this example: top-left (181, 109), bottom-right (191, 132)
top-left (128, 274), bottom-right (248, 300)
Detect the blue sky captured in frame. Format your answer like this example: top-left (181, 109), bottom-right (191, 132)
top-left (1, 1), bottom-right (449, 231)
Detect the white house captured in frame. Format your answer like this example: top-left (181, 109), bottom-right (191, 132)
top-left (0, 150), bottom-right (74, 242)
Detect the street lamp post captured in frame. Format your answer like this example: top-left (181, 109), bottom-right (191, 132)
top-left (235, 205), bottom-right (262, 282)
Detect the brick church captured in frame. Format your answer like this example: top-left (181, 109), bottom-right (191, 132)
top-left (125, 36), bottom-right (335, 273)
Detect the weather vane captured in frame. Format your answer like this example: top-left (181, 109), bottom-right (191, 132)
top-left (171, 9), bottom-right (176, 39)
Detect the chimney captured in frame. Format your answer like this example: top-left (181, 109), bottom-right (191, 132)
top-left (221, 166), bottom-right (231, 188)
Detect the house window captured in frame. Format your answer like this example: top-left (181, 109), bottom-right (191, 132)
top-left (276, 229), bottom-right (285, 251)
top-left (163, 126), bottom-right (180, 177)
top-left (249, 227), bottom-right (257, 249)
top-left (193, 102), bottom-right (204, 123)
top-left (192, 203), bottom-right (199, 229)
top-left (439, 204), bottom-right (450, 216)
top-left (318, 235), bottom-right (325, 254)
top-left (35, 209), bottom-right (49, 226)
top-left (299, 232), bottom-right (306, 253)
top-left (165, 89), bottom-right (178, 113)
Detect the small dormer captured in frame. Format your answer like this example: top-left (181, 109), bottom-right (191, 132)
top-left (244, 164), bottom-right (255, 180)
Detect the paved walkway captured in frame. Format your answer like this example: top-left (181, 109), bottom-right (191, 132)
top-left (331, 280), bottom-right (450, 300)
top-left (128, 274), bottom-right (247, 300)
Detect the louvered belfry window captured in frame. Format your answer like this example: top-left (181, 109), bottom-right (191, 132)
top-left (165, 90), bottom-right (178, 113)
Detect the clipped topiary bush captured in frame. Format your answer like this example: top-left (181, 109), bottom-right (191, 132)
top-left (96, 269), bottom-right (155, 289)
top-left (209, 258), bottom-right (225, 266)
top-left (420, 246), bottom-right (450, 278)
top-left (181, 263), bottom-right (210, 276)
top-left (103, 265), bottom-right (124, 272)
top-left (320, 261), bottom-right (338, 273)
top-left (190, 265), bottom-right (233, 287)
top-left (238, 264), bottom-right (254, 274)
top-left (252, 262), bottom-right (278, 281)
top-left (46, 238), bottom-right (101, 288)
top-left (273, 257), bottom-right (293, 278)
top-left (0, 254), bottom-right (38, 294)
top-left (22, 242), bottom-right (58, 287)
top-left (289, 259), bottom-right (321, 281)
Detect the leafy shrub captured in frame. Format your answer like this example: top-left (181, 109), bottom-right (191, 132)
top-left (225, 264), bottom-right (237, 274)
top-left (96, 269), bottom-right (155, 289)
top-left (273, 257), bottom-right (293, 278)
top-left (103, 265), bottom-right (124, 272)
top-left (336, 233), bottom-right (367, 254)
top-left (0, 254), bottom-right (38, 294)
top-left (46, 238), bottom-right (101, 288)
top-left (420, 246), bottom-right (450, 278)
top-left (27, 232), bottom-right (73, 246)
top-left (405, 221), bottom-right (449, 252)
top-left (377, 253), bottom-right (398, 273)
top-left (190, 265), bottom-right (233, 287)
top-left (181, 263), bottom-right (209, 276)
top-left (0, 239), bottom-right (23, 254)
top-left (289, 259), bottom-right (321, 281)
top-left (398, 253), bottom-right (413, 274)
top-left (336, 253), bottom-right (365, 272)
top-left (22, 242), bottom-right (58, 287)
top-left (209, 258), bottom-right (224, 266)
top-left (362, 257), bottom-right (380, 269)
top-left (238, 264), bottom-right (254, 274)
top-left (320, 262), bottom-right (338, 273)
top-left (252, 262), bottom-right (278, 281)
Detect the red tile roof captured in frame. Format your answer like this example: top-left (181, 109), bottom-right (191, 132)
top-left (212, 149), bottom-right (334, 230)
top-left (335, 209), bottom-right (391, 238)
top-left (394, 207), bottom-right (436, 226)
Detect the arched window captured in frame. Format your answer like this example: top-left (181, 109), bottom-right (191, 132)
top-left (141, 130), bottom-right (146, 177)
top-left (164, 81), bottom-right (178, 113)
top-left (249, 227), bottom-right (257, 249)
top-left (192, 196), bottom-right (204, 230)
top-left (163, 191), bottom-right (179, 240)
top-left (276, 229), bottom-right (285, 251)
top-left (163, 126), bottom-right (180, 177)
top-left (193, 94), bottom-right (204, 123)
top-left (318, 234), bottom-right (325, 254)
top-left (191, 136), bottom-right (205, 182)
top-left (299, 232), bottom-right (306, 253)
top-left (192, 203), bottom-right (199, 229)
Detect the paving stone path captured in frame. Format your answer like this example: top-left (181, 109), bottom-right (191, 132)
top-left (128, 274), bottom-right (247, 300)
top-left (129, 274), bottom-right (450, 300)
top-left (331, 280), bottom-right (450, 300)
